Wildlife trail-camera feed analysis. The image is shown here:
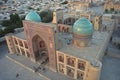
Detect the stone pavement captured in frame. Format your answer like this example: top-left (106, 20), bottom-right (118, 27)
top-left (6, 54), bottom-right (73, 80)
top-left (107, 43), bottom-right (120, 59)
top-left (0, 43), bottom-right (46, 80)
top-left (100, 56), bottom-right (120, 80)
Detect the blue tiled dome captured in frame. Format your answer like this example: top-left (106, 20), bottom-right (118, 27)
top-left (25, 11), bottom-right (41, 22)
top-left (73, 17), bottom-right (93, 35)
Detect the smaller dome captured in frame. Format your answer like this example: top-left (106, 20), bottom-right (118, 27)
top-left (73, 17), bottom-right (93, 35)
top-left (25, 11), bottom-right (41, 22)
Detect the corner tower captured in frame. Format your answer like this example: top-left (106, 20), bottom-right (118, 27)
top-left (73, 17), bottom-right (94, 47)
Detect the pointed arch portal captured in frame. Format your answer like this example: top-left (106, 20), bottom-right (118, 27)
top-left (32, 34), bottom-right (49, 63)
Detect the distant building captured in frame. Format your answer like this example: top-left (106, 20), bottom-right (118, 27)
top-left (104, 1), bottom-right (120, 11)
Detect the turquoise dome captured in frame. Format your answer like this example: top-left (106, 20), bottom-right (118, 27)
top-left (25, 11), bottom-right (41, 22)
top-left (73, 17), bottom-right (93, 35)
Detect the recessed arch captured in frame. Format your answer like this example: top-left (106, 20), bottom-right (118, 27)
top-left (32, 34), bottom-right (48, 63)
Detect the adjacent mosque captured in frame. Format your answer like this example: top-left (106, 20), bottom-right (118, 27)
top-left (5, 10), bottom-right (111, 80)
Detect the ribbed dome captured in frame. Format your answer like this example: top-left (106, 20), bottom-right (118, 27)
top-left (25, 11), bottom-right (41, 22)
top-left (73, 17), bottom-right (93, 35)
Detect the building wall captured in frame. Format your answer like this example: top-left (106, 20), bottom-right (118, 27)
top-left (56, 51), bottom-right (101, 80)
top-left (86, 62), bottom-right (101, 80)
top-left (5, 33), bottom-right (16, 54)
top-left (104, 3), bottom-right (120, 11)
top-left (94, 15), bottom-right (102, 31)
top-left (80, 14), bottom-right (91, 20)
top-left (23, 21), bottom-right (57, 72)
top-left (12, 36), bottom-right (30, 58)
top-left (58, 24), bottom-right (72, 33)
top-left (5, 34), bottom-right (30, 58)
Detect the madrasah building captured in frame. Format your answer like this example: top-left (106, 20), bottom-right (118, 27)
top-left (5, 9), bottom-right (113, 80)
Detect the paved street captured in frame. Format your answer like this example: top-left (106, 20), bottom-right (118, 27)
top-left (0, 42), bottom-right (46, 80)
top-left (100, 56), bottom-right (120, 80)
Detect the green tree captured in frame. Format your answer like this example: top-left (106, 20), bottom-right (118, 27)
top-left (1, 20), bottom-right (11, 26)
top-left (10, 13), bottom-right (21, 25)
top-left (28, 6), bottom-right (33, 10)
top-left (39, 10), bottom-right (53, 23)
top-left (3, 26), bottom-right (15, 34)
top-left (1, 13), bottom-right (24, 36)
top-left (0, 29), bottom-right (4, 37)
top-left (61, 1), bottom-right (68, 4)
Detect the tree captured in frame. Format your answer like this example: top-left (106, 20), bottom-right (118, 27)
top-left (1, 13), bottom-right (24, 36)
top-left (39, 10), bottom-right (53, 23)
top-left (10, 13), bottom-right (21, 25)
top-left (28, 6), bottom-right (33, 10)
top-left (0, 29), bottom-right (4, 37)
top-left (61, 1), bottom-right (68, 4)
top-left (1, 20), bottom-right (11, 26)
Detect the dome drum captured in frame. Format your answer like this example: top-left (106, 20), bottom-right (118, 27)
top-left (73, 39), bottom-right (90, 47)
top-left (73, 33), bottom-right (92, 47)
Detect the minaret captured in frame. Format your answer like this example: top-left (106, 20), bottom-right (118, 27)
top-left (52, 0), bottom-right (63, 24)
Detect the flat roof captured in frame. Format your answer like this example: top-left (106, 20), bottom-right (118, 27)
top-left (58, 31), bottom-right (111, 62)
top-left (14, 31), bottom-right (26, 40)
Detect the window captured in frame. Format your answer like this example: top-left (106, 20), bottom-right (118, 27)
top-left (78, 60), bottom-right (85, 71)
top-left (67, 56), bottom-right (75, 67)
top-left (59, 55), bottom-right (64, 63)
top-left (77, 71), bottom-right (84, 80)
top-left (67, 66), bottom-right (75, 77)
top-left (24, 42), bottom-right (28, 49)
top-left (39, 41), bottom-right (45, 48)
top-left (14, 38), bottom-right (18, 45)
top-left (16, 47), bottom-right (20, 53)
top-left (26, 51), bottom-right (30, 57)
top-left (21, 48), bottom-right (25, 56)
top-left (59, 63), bottom-right (64, 73)
top-left (19, 40), bottom-right (23, 47)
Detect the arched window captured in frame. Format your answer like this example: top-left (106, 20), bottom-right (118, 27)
top-left (39, 41), bottom-right (45, 48)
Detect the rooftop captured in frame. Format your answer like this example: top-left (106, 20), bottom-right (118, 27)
top-left (14, 31), bottom-right (26, 40)
top-left (58, 31), bottom-right (111, 62)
